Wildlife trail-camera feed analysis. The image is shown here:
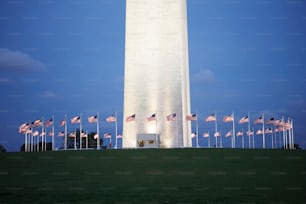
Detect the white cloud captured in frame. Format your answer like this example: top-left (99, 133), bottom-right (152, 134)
top-left (0, 48), bottom-right (47, 72)
top-left (193, 69), bottom-right (216, 84)
top-left (40, 90), bottom-right (58, 98)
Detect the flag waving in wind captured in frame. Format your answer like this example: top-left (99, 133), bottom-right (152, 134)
top-left (239, 116), bottom-right (249, 124)
top-left (147, 113), bottom-right (156, 121)
top-left (106, 115), bottom-right (116, 123)
top-left (254, 116), bottom-right (263, 124)
top-left (223, 114), bottom-right (233, 123)
top-left (71, 116), bottom-right (80, 124)
top-left (88, 115), bottom-right (98, 123)
top-left (126, 114), bottom-right (136, 122)
top-left (45, 118), bottom-right (53, 127)
top-left (205, 113), bottom-right (216, 122)
top-left (167, 113), bottom-right (176, 121)
top-left (186, 114), bottom-right (197, 121)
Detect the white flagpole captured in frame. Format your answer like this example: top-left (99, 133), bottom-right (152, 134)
top-left (262, 114), bottom-right (265, 149)
top-left (176, 113), bottom-right (179, 148)
top-left (242, 129), bottom-right (244, 149)
top-left (220, 131), bottom-right (222, 148)
top-left (74, 129), bottom-right (77, 150)
top-left (196, 112), bottom-right (199, 148)
top-left (86, 131), bottom-right (88, 149)
top-left (30, 130), bottom-right (34, 152)
top-left (115, 112), bottom-right (118, 149)
top-left (24, 133), bottom-right (27, 152)
top-left (215, 111), bottom-right (217, 148)
top-left (155, 112), bottom-right (158, 148)
top-left (52, 115), bottom-right (55, 151)
top-left (97, 112), bottom-right (100, 150)
top-left (42, 117), bottom-right (45, 151)
top-left (232, 112), bottom-right (235, 149)
top-left (248, 112), bottom-right (251, 149)
top-left (80, 114), bottom-right (82, 150)
top-left (291, 119), bottom-right (294, 149)
top-left (208, 132), bottom-right (210, 148)
top-left (271, 127), bottom-right (274, 149)
top-left (64, 114), bottom-right (67, 150)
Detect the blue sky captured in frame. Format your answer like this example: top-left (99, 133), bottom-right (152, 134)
top-left (0, 0), bottom-right (305, 151)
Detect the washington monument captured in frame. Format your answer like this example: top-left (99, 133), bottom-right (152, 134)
top-left (123, 0), bottom-right (191, 148)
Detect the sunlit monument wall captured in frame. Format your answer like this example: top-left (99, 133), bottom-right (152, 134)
top-left (123, 0), bottom-right (191, 148)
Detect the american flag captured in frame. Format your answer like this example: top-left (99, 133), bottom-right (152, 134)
top-left (126, 114), bottom-right (136, 122)
top-left (58, 131), bottom-right (65, 137)
top-left (202, 132), bottom-right (209, 138)
top-left (116, 134), bottom-right (123, 138)
top-left (69, 132), bottom-right (76, 137)
top-left (214, 131), bottom-right (221, 137)
top-left (40, 130), bottom-right (46, 137)
top-left (147, 113), bottom-right (156, 121)
top-left (265, 128), bottom-right (273, 134)
top-left (254, 116), bottom-right (264, 124)
top-left (167, 113), bottom-right (176, 121)
top-left (191, 132), bottom-right (197, 138)
top-left (225, 130), bottom-right (232, 137)
top-left (104, 133), bottom-right (111, 138)
top-left (71, 116), bottom-right (81, 124)
top-left (205, 113), bottom-right (216, 122)
top-left (48, 131), bottom-right (54, 137)
top-left (236, 130), bottom-right (243, 136)
top-left (60, 119), bottom-right (66, 127)
top-left (88, 115), bottom-right (98, 123)
top-left (106, 115), bottom-right (116, 123)
top-left (223, 114), bottom-right (234, 123)
top-left (32, 130), bottom-right (39, 136)
top-left (247, 129), bottom-right (254, 136)
top-left (239, 116), bottom-right (249, 124)
top-left (186, 114), bottom-right (197, 121)
top-left (33, 119), bottom-right (43, 127)
top-left (94, 134), bottom-right (99, 139)
top-left (45, 118), bottom-right (53, 127)
top-left (265, 117), bottom-right (275, 125)
top-left (256, 129), bottom-right (264, 135)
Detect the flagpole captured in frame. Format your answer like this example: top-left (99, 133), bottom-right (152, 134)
top-left (176, 112), bottom-right (179, 148)
top-left (215, 111), bottom-right (217, 148)
top-left (41, 117), bottom-right (44, 151)
top-left (262, 114), bottom-right (265, 149)
top-left (155, 112), bottom-right (158, 148)
top-left (208, 132), bottom-right (210, 148)
top-left (64, 114), bottom-right (67, 150)
top-left (196, 112), bottom-right (199, 148)
top-left (232, 112), bottom-right (235, 149)
top-left (291, 119), bottom-right (294, 149)
top-left (271, 127), bottom-right (274, 149)
top-left (86, 131), bottom-right (88, 149)
top-left (97, 112), bottom-right (100, 150)
top-left (80, 114), bottom-right (82, 150)
top-left (74, 129), bottom-right (77, 150)
top-left (220, 131), bottom-right (222, 148)
top-left (52, 115), bottom-right (55, 151)
top-left (115, 112), bottom-right (118, 149)
top-left (31, 130), bottom-right (34, 152)
top-left (247, 112), bottom-right (251, 149)
top-left (24, 133), bottom-right (27, 152)
top-left (242, 129), bottom-right (244, 149)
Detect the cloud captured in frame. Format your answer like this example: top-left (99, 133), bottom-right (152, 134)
top-left (193, 69), bottom-right (216, 84)
top-left (39, 90), bottom-right (58, 98)
top-left (0, 48), bottom-right (47, 72)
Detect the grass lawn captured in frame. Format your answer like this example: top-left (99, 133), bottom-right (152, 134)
top-left (0, 148), bottom-right (305, 203)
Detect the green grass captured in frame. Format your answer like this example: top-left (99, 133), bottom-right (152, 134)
top-left (0, 148), bottom-right (305, 203)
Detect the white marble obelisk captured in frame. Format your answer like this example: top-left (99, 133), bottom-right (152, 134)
top-left (123, 0), bottom-right (191, 148)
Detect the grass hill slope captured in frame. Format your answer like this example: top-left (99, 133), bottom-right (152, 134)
top-left (0, 148), bottom-right (305, 203)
